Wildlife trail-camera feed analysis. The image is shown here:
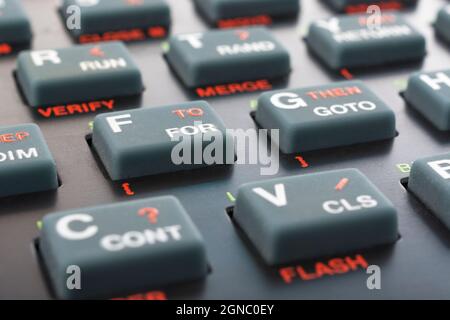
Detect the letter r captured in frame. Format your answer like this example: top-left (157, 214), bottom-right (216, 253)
top-left (31, 50), bottom-right (62, 67)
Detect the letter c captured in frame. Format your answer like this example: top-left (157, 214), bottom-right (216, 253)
top-left (56, 214), bottom-right (98, 241)
top-left (323, 201), bottom-right (344, 214)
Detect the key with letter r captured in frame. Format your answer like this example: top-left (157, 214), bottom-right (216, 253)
top-left (16, 41), bottom-right (143, 107)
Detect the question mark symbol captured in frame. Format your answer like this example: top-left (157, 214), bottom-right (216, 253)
top-left (138, 208), bottom-right (160, 224)
top-left (367, 5), bottom-right (382, 32)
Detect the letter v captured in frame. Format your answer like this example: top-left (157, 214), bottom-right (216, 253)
top-left (253, 184), bottom-right (287, 207)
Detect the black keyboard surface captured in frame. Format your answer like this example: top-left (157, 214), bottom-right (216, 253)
top-left (1, 0), bottom-right (450, 299)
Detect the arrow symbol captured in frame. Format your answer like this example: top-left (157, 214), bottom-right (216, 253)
top-left (236, 30), bottom-right (250, 41)
top-left (89, 46), bottom-right (105, 57)
top-left (335, 178), bottom-right (350, 191)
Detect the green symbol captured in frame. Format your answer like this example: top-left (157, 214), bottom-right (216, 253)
top-left (250, 100), bottom-right (258, 110)
top-left (393, 79), bottom-right (408, 92)
top-left (396, 163), bottom-right (411, 174)
top-left (298, 25), bottom-right (309, 38)
top-left (36, 220), bottom-right (43, 230)
top-left (226, 192), bottom-right (236, 203)
top-left (161, 42), bottom-right (170, 54)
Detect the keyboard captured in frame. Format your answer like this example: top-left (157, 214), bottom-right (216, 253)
top-left (1, 0), bottom-right (450, 300)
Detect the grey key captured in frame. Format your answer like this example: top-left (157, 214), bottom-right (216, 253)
top-left (92, 101), bottom-right (235, 180)
top-left (0, 123), bottom-right (58, 197)
top-left (323, 0), bottom-right (418, 13)
top-left (409, 153), bottom-right (450, 229)
top-left (306, 13), bottom-right (426, 70)
top-left (254, 80), bottom-right (396, 153)
top-left (40, 196), bottom-right (208, 299)
top-left (0, 0), bottom-right (32, 48)
top-left (60, 0), bottom-right (171, 43)
top-left (193, 0), bottom-right (300, 26)
top-left (165, 27), bottom-right (291, 87)
top-left (404, 69), bottom-right (450, 131)
top-left (234, 169), bottom-right (398, 265)
top-left (436, 5), bottom-right (450, 44)
top-left (16, 41), bottom-right (143, 107)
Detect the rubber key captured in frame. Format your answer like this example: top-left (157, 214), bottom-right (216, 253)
top-left (323, 0), bottom-right (418, 13)
top-left (39, 196), bottom-right (208, 299)
top-left (193, 0), bottom-right (300, 27)
top-left (60, 0), bottom-right (171, 43)
top-left (92, 101), bottom-right (235, 180)
top-left (404, 70), bottom-right (450, 131)
top-left (0, 123), bottom-right (58, 197)
top-left (0, 0), bottom-right (32, 50)
top-left (306, 13), bottom-right (426, 70)
top-left (436, 5), bottom-right (450, 44)
top-left (409, 152), bottom-right (450, 229)
top-left (16, 41), bottom-right (143, 107)
top-left (165, 27), bottom-right (291, 87)
top-left (234, 169), bottom-right (398, 265)
top-left (254, 80), bottom-right (396, 153)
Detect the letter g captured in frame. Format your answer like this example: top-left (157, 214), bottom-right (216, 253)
top-left (270, 92), bottom-right (308, 110)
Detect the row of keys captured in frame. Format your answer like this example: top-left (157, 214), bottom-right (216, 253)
top-left (37, 150), bottom-right (450, 299)
top-left (0, 81), bottom-right (394, 196)
top-left (14, 14), bottom-right (434, 109)
top-left (15, 28), bottom-right (291, 107)
top-left (7, 68), bottom-right (450, 197)
top-left (39, 169), bottom-right (398, 299)
top-left (5, 0), bottom-right (450, 55)
top-left (1, 0), bottom-right (425, 50)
